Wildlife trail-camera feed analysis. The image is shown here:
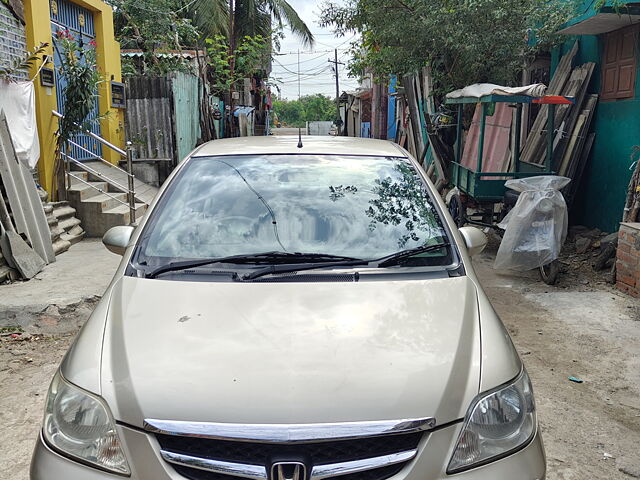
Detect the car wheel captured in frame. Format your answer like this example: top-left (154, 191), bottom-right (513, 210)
top-left (448, 193), bottom-right (465, 227)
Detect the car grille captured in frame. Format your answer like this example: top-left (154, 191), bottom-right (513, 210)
top-left (155, 432), bottom-right (423, 480)
top-left (170, 463), bottom-right (407, 480)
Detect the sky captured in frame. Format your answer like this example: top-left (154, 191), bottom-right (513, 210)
top-left (270, 0), bottom-right (360, 100)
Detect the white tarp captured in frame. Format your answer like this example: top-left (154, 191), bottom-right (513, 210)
top-left (0, 80), bottom-right (40, 168)
top-left (446, 83), bottom-right (547, 99)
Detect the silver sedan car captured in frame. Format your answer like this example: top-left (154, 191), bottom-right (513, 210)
top-left (31, 136), bottom-right (545, 480)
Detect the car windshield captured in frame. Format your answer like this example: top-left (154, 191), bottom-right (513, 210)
top-left (135, 154), bottom-right (451, 267)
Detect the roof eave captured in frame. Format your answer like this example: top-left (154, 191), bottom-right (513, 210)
top-left (557, 5), bottom-right (640, 35)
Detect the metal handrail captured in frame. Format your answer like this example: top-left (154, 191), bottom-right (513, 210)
top-left (67, 172), bottom-right (130, 208)
top-left (62, 152), bottom-right (137, 224)
top-left (61, 152), bottom-right (130, 194)
top-left (54, 107), bottom-right (138, 224)
top-left (66, 138), bottom-right (134, 180)
top-left (52, 110), bottom-right (127, 157)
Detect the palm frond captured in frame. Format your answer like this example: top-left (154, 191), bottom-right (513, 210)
top-left (188, 0), bottom-right (229, 39)
top-left (264, 0), bottom-right (314, 47)
top-left (0, 42), bottom-right (49, 81)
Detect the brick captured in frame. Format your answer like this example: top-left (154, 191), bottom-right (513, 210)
top-left (618, 242), bottom-right (631, 253)
top-left (617, 250), bottom-right (637, 265)
top-left (617, 273), bottom-right (636, 288)
top-left (620, 230), bottom-right (636, 244)
top-left (618, 241), bottom-right (631, 254)
top-left (616, 261), bottom-right (632, 275)
top-left (617, 281), bottom-right (640, 298)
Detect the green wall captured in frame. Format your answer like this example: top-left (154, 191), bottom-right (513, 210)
top-left (551, 35), bottom-right (636, 233)
top-left (576, 99), bottom-right (639, 232)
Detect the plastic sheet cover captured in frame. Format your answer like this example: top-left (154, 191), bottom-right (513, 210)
top-left (494, 176), bottom-right (570, 271)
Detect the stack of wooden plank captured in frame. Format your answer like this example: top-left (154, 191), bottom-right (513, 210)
top-left (519, 41), bottom-right (599, 207)
top-left (519, 42), bottom-right (579, 166)
top-left (399, 67), bottom-right (451, 192)
top-left (558, 94), bottom-right (598, 205)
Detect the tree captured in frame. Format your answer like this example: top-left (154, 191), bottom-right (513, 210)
top-left (272, 94), bottom-right (337, 127)
top-left (190, 0), bottom-right (314, 47)
top-left (272, 98), bottom-right (305, 126)
top-left (108, 0), bottom-right (199, 75)
top-left (319, 0), bottom-right (572, 96)
top-left (205, 34), bottom-right (271, 95)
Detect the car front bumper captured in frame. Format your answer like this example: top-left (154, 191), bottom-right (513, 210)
top-left (31, 423), bottom-right (546, 480)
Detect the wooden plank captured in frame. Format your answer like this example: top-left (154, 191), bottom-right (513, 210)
top-left (421, 66), bottom-right (436, 115)
top-left (520, 42), bottom-right (578, 165)
top-left (559, 113), bottom-right (586, 176)
top-left (567, 132), bottom-right (595, 208)
top-left (530, 62), bottom-right (593, 165)
top-left (566, 95), bottom-right (598, 180)
top-left (402, 75), bottom-right (425, 156)
top-left (553, 62), bottom-right (595, 167)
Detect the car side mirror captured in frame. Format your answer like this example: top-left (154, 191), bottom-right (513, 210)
top-left (458, 226), bottom-right (487, 257)
top-left (102, 225), bottom-right (135, 256)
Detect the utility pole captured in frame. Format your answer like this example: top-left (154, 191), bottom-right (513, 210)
top-left (328, 49), bottom-right (344, 135)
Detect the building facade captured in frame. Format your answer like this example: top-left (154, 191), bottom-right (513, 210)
top-left (556, 0), bottom-right (640, 232)
top-left (23, 0), bottom-right (123, 195)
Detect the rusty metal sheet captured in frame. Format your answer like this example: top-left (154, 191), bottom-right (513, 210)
top-left (461, 102), bottom-right (513, 175)
top-left (125, 76), bottom-right (175, 163)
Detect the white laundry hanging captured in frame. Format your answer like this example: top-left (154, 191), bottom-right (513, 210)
top-left (0, 80), bottom-right (41, 169)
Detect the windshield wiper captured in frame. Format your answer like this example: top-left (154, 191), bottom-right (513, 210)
top-left (372, 243), bottom-right (451, 268)
top-left (242, 245), bottom-right (451, 281)
top-left (242, 257), bottom-right (367, 281)
top-left (144, 252), bottom-right (362, 279)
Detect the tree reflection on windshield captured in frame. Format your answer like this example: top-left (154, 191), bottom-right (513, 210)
top-left (362, 163), bottom-right (443, 248)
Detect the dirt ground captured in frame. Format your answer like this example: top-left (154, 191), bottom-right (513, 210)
top-left (0, 239), bottom-right (638, 479)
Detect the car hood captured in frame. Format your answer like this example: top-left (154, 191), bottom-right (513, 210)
top-left (100, 275), bottom-right (481, 428)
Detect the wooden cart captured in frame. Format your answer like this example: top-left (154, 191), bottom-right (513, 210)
top-left (445, 94), bottom-right (573, 228)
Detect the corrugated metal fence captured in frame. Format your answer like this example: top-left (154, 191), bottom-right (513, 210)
top-left (171, 72), bottom-right (201, 163)
top-left (125, 71), bottom-right (205, 164)
top-left (125, 75), bottom-right (178, 164)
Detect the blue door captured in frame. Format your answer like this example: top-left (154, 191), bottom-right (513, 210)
top-left (50, 0), bottom-right (102, 160)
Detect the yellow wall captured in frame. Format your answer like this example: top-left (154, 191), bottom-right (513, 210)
top-left (24, 0), bottom-right (124, 196)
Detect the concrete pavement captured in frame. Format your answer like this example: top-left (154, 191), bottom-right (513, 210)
top-left (0, 239), bottom-right (120, 327)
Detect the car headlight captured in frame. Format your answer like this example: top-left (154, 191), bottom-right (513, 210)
top-left (447, 369), bottom-right (536, 473)
top-left (43, 371), bottom-right (130, 475)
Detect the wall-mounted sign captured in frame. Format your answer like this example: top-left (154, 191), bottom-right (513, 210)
top-left (110, 81), bottom-right (126, 109)
top-left (40, 67), bottom-right (55, 87)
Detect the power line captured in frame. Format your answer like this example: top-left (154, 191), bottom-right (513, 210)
top-left (272, 71), bottom-right (336, 82)
top-left (313, 34), bottom-right (358, 49)
top-left (274, 47), bottom-right (350, 56)
top-left (273, 60), bottom-right (331, 76)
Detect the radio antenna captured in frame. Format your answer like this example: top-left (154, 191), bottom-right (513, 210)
top-left (297, 49), bottom-right (303, 148)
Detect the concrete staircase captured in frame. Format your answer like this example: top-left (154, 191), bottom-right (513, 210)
top-left (43, 202), bottom-right (85, 255)
top-left (67, 168), bottom-right (150, 237)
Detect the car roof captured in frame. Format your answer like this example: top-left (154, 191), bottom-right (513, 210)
top-left (191, 136), bottom-right (408, 158)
